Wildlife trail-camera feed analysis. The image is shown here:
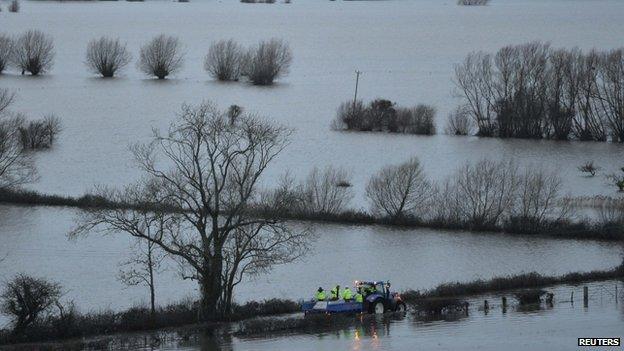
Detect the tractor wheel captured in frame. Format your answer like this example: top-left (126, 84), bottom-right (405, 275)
top-left (371, 300), bottom-right (385, 314)
top-left (395, 302), bottom-right (406, 313)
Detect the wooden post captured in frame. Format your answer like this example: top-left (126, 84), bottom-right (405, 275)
top-left (484, 300), bottom-right (489, 314)
top-left (583, 286), bottom-right (589, 307)
top-left (501, 296), bottom-right (507, 313)
top-left (570, 291), bottom-right (573, 304)
top-left (616, 284), bottom-right (618, 304)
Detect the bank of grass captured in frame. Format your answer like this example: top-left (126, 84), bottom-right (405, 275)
top-left (401, 260), bottom-right (624, 304)
top-left (1, 188), bottom-right (622, 241)
top-left (0, 298), bottom-right (299, 346)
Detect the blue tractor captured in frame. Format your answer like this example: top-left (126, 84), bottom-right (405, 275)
top-left (301, 280), bottom-right (406, 315)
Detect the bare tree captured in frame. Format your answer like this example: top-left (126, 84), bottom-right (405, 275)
top-left (0, 34), bottom-right (12, 74)
top-left (453, 51), bottom-right (497, 136)
top-left (243, 39), bottom-right (292, 85)
top-left (366, 157), bottom-right (434, 220)
top-left (1, 274), bottom-right (62, 334)
top-left (118, 239), bottom-right (166, 316)
top-left (204, 39), bottom-right (243, 81)
top-left (85, 37), bottom-right (132, 78)
top-left (573, 50), bottom-right (606, 141)
top-left (138, 34), bottom-right (184, 79)
top-left (596, 48), bottom-right (624, 142)
top-left (12, 29), bottom-right (55, 76)
top-left (71, 102), bottom-right (310, 319)
top-left (512, 167), bottom-right (566, 226)
top-left (444, 159), bottom-right (519, 228)
top-left (296, 166), bottom-right (353, 215)
top-left (0, 90), bottom-right (36, 189)
top-left (445, 105), bottom-right (474, 135)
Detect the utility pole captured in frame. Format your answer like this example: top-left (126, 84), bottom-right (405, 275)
top-left (353, 70), bottom-right (361, 109)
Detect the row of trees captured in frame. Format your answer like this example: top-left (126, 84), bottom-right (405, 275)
top-left (332, 99), bottom-right (437, 135)
top-left (270, 158), bottom-right (571, 231)
top-left (0, 30), bottom-right (292, 84)
top-left (204, 38), bottom-right (292, 85)
top-left (453, 42), bottom-right (624, 142)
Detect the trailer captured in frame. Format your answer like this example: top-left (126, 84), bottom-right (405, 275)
top-left (301, 300), bottom-right (364, 314)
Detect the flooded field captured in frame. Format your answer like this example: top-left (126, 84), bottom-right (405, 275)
top-left (0, 0), bottom-right (623, 206)
top-left (0, 204), bottom-right (621, 322)
top-left (1, 0), bottom-right (623, 348)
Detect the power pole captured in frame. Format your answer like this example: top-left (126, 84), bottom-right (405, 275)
top-left (353, 70), bottom-right (361, 109)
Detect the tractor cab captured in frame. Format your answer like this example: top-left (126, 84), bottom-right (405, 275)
top-left (356, 280), bottom-right (405, 314)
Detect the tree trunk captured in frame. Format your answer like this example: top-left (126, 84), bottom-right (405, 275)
top-left (199, 268), bottom-right (220, 320)
top-left (148, 253), bottom-right (155, 315)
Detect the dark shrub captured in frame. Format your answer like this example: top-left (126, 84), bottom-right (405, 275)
top-left (243, 39), bottom-right (292, 85)
top-left (411, 298), bottom-right (467, 315)
top-left (204, 39), bottom-right (243, 81)
top-left (12, 29), bottom-right (55, 75)
top-left (457, 0), bottom-right (488, 5)
top-left (85, 37), bottom-right (131, 78)
top-left (8, 0), bottom-right (19, 12)
top-left (18, 114), bottom-right (62, 149)
top-left (366, 98), bottom-right (396, 131)
top-left (514, 289), bottom-right (546, 304)
top-left (1, 274), bottom-right (62, 334)
top-left (332, 100), bottom-right (366, 130)
top-left (138, 34), bottom-right (184, 79)
top-left (395, 104), bottom-right (436, 135)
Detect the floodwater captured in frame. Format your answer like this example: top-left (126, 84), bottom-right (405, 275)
top-left (0, 0), bottom-right (624, 206)
top-left (1, 0), bottom-right (624, 347)
top-left (78, 280), bottom-right (624, 351)
top-left (0, 204), bottom-right (622, 326)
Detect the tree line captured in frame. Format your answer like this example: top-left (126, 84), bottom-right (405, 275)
top-left (0, 30), bottom-right (292, 85)
top-left (452, 42), bottom-right (624, 142)
top-left (263, 157), bottom-right (623, 236)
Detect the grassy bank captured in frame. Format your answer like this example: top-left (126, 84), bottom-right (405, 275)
top-left (0, 298), bottom-right (299, 346)
top-left (2, 262), bottom-right (622, 346)
top-left (1, 188), bottom-right (622, 241)
top-left (401, 259), bottom-right (624, 303)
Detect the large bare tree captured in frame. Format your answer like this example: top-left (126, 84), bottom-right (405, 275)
top-left (71, 102), bottom-right (309, 319)
top-left (366, 157), bottom-right (433, 220)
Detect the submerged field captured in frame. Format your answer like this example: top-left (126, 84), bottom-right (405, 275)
top-left (0, 0), bottom-right (623, 204)
top-left (0, 0), bottom-right (624, 347)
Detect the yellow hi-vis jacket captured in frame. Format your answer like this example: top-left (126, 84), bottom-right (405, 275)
top-left (315, 290), bottom-right (326, 301)
top-left (355, 293), bottom-right (363, 303)
top-left (330, 287), bottom-right (339, 300)
top-left (342, 288), bottom-right (353, 300)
